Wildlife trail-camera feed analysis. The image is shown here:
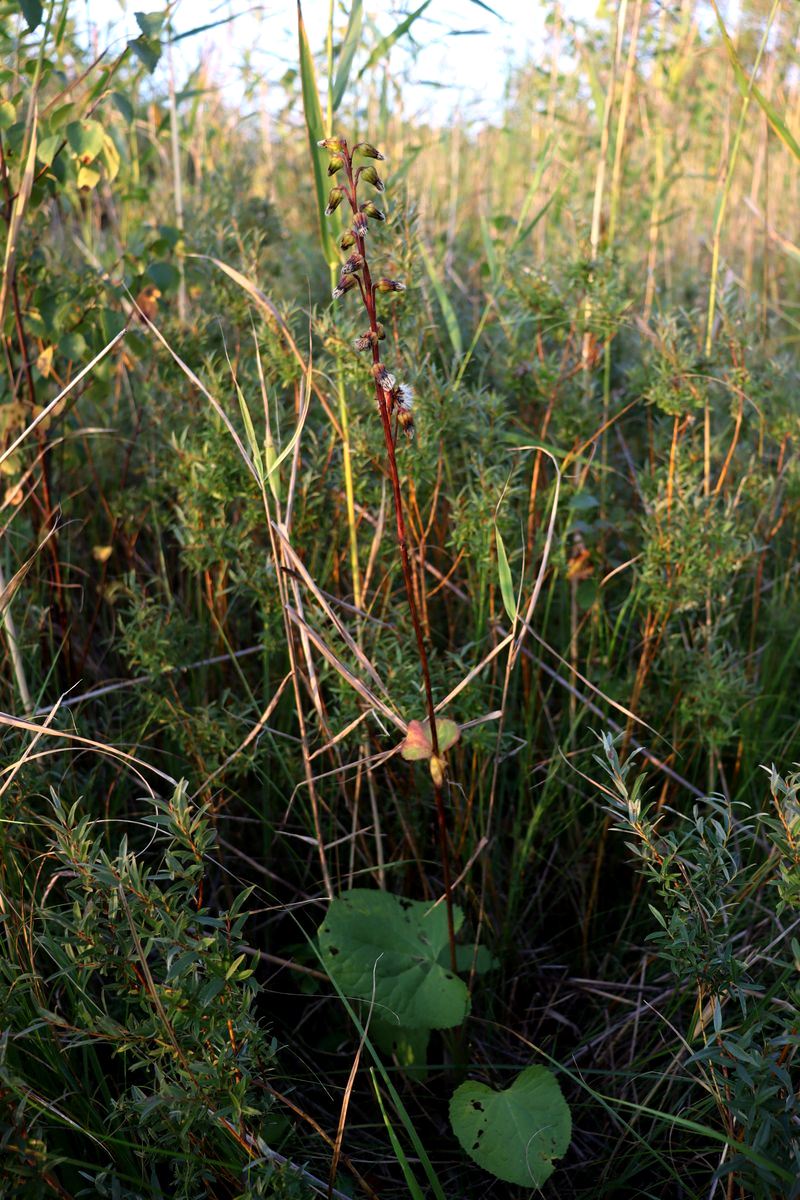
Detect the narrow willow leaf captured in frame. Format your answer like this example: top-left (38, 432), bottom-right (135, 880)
top-left (236, 383), bottom-right (264, 483)
top-left (357, 0), bottom-right (432, 80)
top-left (297, 1), bottom-right (337, 265)
top-left (495, 528), bottom-right (517, 623)
top-left (417, 238), bottom-right (463, 360)
top-left (331, 0), bottom-right (363, 112)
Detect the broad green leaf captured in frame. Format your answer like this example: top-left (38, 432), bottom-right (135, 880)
top-left (76, 163), bottom-right (101, 190)
top-left (18, 0), bottom-right (43, 31)
top-left (495, 528), bottom-right (516, 623)
top-left (66, 119), bottom-right (104, 163)
top-left (100, 133), bottom-right (121, 183)
top-left (111, 91), bottom-right (134, 124)
top-left (0, 101), bottom-right (15, 130)
top-left (417, 238), bottom-right (463, 360)
top-left (146, 261), bottom-right (179, 290)
top-left (331, 0), bottom-right (363, 112)
top-left (135, 10), bottom-right (166, 38)
top-left (357, 0), bottom-right (432, 80)
top-left (36, 132), bottom-right (60, 165)
top-left (450, 1065), bottom-right (572, 1187)
top-left (318, 889), bottom-right (468, 1030)
top-left (297, 0), bottom-right (337, 265)
top-left (128, 34), bottom-right (161, 73)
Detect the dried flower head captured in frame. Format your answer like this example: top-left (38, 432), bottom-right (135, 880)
top-left (332, 274), bottom-right (358, 300)
top-left (352, 212), bottom-right (368, 239)
top-left (372, 362), bottom-right (396, 392)
top-left (375, 277), bottom-right (405, 293)
top-left (340, 252), bottom-right (365, 276)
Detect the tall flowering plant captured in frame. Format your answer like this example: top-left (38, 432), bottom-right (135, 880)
top-left (319, 134), bottom-right (458, 968)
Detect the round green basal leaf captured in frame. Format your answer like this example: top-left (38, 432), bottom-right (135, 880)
top-left (66, 119), bottom-right (104, 164)
top-left (318, 889), bottom-right (467, 1030)
top-left (449, 1065), bottom-right (571, 1188)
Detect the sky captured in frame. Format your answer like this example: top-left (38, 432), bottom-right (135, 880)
top-left (85, 1), bottom-right (604, 125)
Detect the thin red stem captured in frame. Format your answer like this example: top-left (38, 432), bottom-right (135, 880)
top-left (340, 143), bottom-right (456, 971)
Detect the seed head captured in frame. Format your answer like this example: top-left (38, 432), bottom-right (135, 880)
top-left (354, 333), bottom-right (372, 352)
top-left (372, 362), bottom-right (396, 391)
top-left (325, 187), bottom-right (345, 216)
top-left (327, 155), bottom-right (344, 176)
top-left (395, 383), bottom-right (414, 410)
top-left (359, 165), bottom-right (384, 192)
top-left (375, 278), bottom-right (405, 293)
top-left (361, 200), bottom-right (385, 222)
top-left (340, 252), bottom-right (365, 276)
top-left (352, 212), bottom-right (368, 238)
top-left (332, 274), bottom-right (358, 300)
top-left (318, 136), bottom-right (347, 153)
top-left (354, 142), bottom-right (384, 160)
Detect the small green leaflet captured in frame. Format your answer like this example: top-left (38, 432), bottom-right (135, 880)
top-left (495, 528), bottom-right (516, 623)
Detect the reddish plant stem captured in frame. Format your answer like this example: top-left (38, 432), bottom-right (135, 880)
top-left (342, 147), bottom-right (457, 973)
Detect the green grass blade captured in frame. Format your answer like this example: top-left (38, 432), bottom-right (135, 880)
top-left (370, 1070), bottom-right (427, 1200)
top-left (331, 0), bottom-right (362, 112)
top-left (297, 0), bottom-right (337, 265)
top-left (711, 0), bottom-right (800, 162)
top-left (418, 238), bottom-right (463, 361)
top-left (357, 0), bottom-right (432, 80)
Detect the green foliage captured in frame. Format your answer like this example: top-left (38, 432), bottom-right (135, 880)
top-left (318, 889), bottom-right (470, 1030)
top-left (0, 785), bottom-right (301, 1198)
top-left (449, 1066), bottom-right (572, 1188)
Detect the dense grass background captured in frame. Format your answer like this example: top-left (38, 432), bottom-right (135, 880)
top-left (1, 1), bottom-right (799, 1196)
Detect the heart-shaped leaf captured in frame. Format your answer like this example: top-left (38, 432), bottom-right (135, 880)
top-left (450, 1065), bottom-right (571, 1188)
top-left (318, 889), bottom-right (468, 1030)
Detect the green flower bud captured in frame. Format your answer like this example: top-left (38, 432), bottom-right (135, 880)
top-left (354, 142), bottom-right (385, 160)
top-left (317, 136), bottom-right (347, 153)
top-left (327, 155), bottom-right (345, 176)
top-left (360, 200), bottom-right (385, 221)
top-left (359, 164), bottom-right (384, 192)
top-left (325, 187), bottom-right (345, 216)
top-left (340, 230), bottom-right (356, 250)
